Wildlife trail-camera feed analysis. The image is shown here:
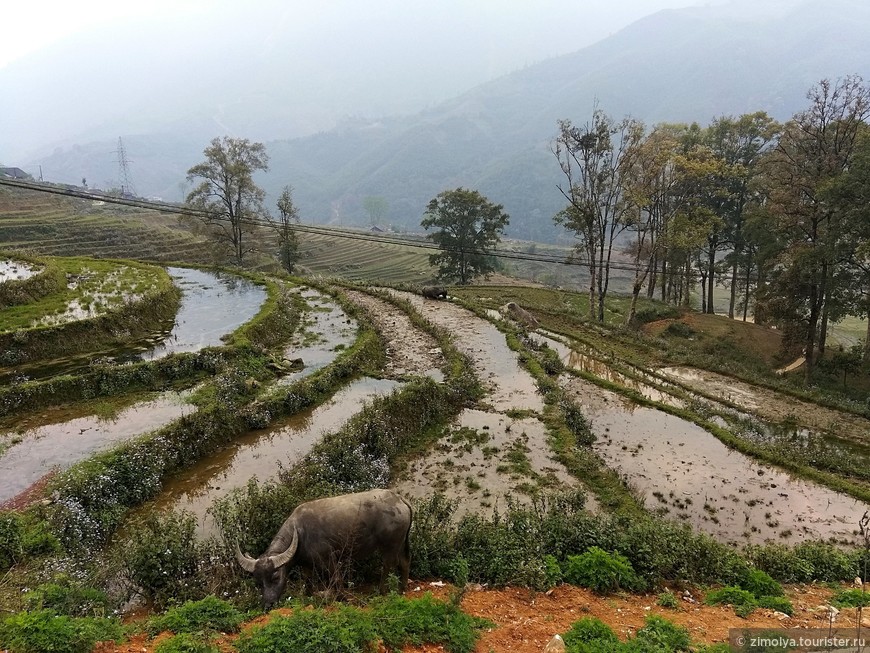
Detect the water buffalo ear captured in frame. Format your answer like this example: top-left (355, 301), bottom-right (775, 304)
top-left (268, 527), bottom-right (298, 569)
top-left (235, 541), bottom-right (258, 573)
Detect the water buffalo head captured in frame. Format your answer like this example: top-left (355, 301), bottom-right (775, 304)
top-left (235, 528), bottom-right (298, 609)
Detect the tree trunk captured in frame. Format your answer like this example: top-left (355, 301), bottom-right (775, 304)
top-left (864, 310), bottom-right (870, 362)
top-left (647, 252), bottom-right (658, 299)
top-left (706, 249), bottom-right (716, 314)
top-left (729, 257), bottom-right (739, 319)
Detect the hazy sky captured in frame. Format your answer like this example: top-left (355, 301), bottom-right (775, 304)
top-left (1, 0), bottom-right (713, 70)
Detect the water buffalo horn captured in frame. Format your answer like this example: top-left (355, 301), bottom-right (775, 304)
top-left (235, 542), bottom-right (258, 573)
top-left (268, 528), bottom-right (298, 569)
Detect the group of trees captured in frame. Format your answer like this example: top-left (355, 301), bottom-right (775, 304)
top-left (184, 137), bottom-right (301, 274)
top-left (183, 75), bottom-right (870, 379)
top-left (553, 75), bottom-right (870, 375)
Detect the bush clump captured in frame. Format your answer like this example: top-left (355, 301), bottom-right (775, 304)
top-left (369, 593), bottom-right (488, 653)
top-left (122, 512), bottom-right (205, 609)
top-left (562, 615), bottom-right (690, 652)
top-left (154, 632), bottom-right (220, 653)
top-left (234, 604), bottom-right (376, 653)
top-left (562, 547), bottom-right (642, 594)
top-left (23, 576), bottom-right (110, 617)
top-left (832, 589), bottom-right (870, 608)
top-left (0, 609), bottom-right (122, 653)
top-left (562, 616), bottom-right (620, 652)
top-left (148, 596), bottom-right (245, 636)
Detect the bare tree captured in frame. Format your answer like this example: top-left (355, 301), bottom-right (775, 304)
top-left (275, 185), bottom-right (301, 274)
top-left (185, 137), bottom-right (269, 266)
top-left (553, 110), bottom-right (644, 322)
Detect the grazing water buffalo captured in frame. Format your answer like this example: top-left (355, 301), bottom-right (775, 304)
top-left (421, 285), bottom-right (447, 300)
top-left (235, 489), bottom-right (412, 608)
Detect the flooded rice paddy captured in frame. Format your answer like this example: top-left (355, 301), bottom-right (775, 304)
top-left (137, 378), bottom-right (400, 538)
top-left (0, 259), bottom-right (39, 282)
top-left (140, 267), bottom-right (267, 360)
top-left (554, 345), bottom-right (868, 545)
top-left (276, 288), bottom-right (357, 384)
top-left (0, 390), bottom-right (195, 506)
top-left (385, 291), bottom-right (576, 515)
top-left (397, 408), bottom-right (576, 518)
top-left (388, 290), bottom-right (543, 412)
top-left (0, 267), bottom-right (268, 383)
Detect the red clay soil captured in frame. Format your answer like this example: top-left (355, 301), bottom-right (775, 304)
top-left (93, 582), bottom-right (870, 653)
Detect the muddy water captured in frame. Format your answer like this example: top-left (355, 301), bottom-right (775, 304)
top-left (0, 259), bottom-right (39, 282)
top-left (140, 267), bottom-right (267, 360)
top-left (659, 366), bottom-right (870, 447)
top-left (532, 332), bottom-right (684, 408)
top-left (1, 268), bottom-right (268, 383)
top-left (0, 390), bottom-right (194, 504)
top-left (387, 291), bottom-right (543, 412)
top-left (276, 288), bottom-right (357, 384)
top-left (562, 376), bottom-right (866, 545)
top-left (379, 292), bottom-right (582, 515)
top-left (138, 378), bottom-right (399, 538)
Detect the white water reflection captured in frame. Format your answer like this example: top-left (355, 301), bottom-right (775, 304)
top-left (0, 390), bottom-right (195, 505)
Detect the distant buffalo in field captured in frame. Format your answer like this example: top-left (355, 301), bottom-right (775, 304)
top-left (421, 285), bottom-right (447, 300)
top-left (235, 489), bottom-right (412, 608)
top-left (501, 302), bottom-right (539, 329)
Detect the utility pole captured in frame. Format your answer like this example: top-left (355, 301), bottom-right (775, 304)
top-left (115, 137), bottom-right (136, 197)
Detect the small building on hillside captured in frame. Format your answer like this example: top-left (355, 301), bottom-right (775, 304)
top-left (0, 167), bottom-right (32, 180)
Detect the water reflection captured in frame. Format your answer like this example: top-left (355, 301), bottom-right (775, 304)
top-left (138, 377), bottom-right (399, 538)
top-left (0, 390), bottom-right (194, 505)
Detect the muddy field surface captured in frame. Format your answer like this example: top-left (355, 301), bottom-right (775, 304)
top-left (659, 366), bottom-right (870, 447)
top-left (344, 289), bottom-right (444, 380)
top-left (561, 376), bottom-right (865, 545)
top-left (385, 291), bottom-right (576, 516)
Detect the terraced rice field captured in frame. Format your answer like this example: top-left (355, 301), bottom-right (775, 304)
top-left (0, 187), bottom-right (213, 264)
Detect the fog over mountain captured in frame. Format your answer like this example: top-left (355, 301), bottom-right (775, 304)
top-left (5, 0), bottom-right (870, 242)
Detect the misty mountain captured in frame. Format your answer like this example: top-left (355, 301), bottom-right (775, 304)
top-left (15, 0), bottom-right (870, 242)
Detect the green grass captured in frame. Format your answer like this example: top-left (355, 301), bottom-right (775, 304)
top-left (0, 257), bottom-right (167, 332)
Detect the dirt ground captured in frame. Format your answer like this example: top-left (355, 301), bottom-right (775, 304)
top-left (93, 582), bottom-right (870, 653)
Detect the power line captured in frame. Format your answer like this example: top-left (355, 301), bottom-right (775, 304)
top-left (0, 177), bottom-right (705, 279)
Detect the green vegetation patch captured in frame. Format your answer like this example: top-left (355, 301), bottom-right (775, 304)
top-left (562, 614), bottom-right (691, 652)
top-left (148, 595), bottom-right (245, 635)
top-left (0, 609), bottom-right (122, 653)
top-left (0, 256), bottom-right (180, 366)
top-left (0, 251), bottom-right (64, 309)
top-left (234, 595), bottom-right (485, 653)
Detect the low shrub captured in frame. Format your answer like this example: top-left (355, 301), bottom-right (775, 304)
top-left (0, 510), bottom-right (60, 572)
top-left (234, 604), bottom-right (377, 653)
top-left (656, 590), bottom-right (679, 609)
top-left (563, 615), bottom-right (690, 652)
top-left (148, 596), bottom-right (245, 636)
top-left (832, 588), bottom-right (870, 608)
top-left (757, 595), bottom-right (794, 615)
top-left (562, 616), bottom-right (620, 652)
top-left (738, 568), bottom-right (783, 598)
top-left (633, 614), bottom-right (691, 651)
top-left (0, 512), bottom-right (22, 569)
top-left (0, 609), bottom-right (122, 653)
top-left (369, 593), bottom-right (487, 653)
top-left (23, 576), bottom-right (110, 617)
top-left (664, 322), bottom-right (695, 339)
top-left (122, 512), bottom-right (205, 609)
top-left (705, 586), bottom-right (757, 617)
top-left (154, 632), bottom-right (220, 653)
top-left (563, 547), bottom-right (642, 594)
